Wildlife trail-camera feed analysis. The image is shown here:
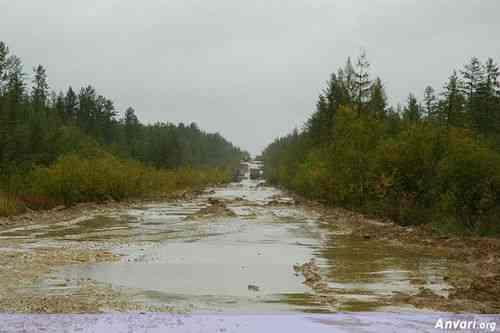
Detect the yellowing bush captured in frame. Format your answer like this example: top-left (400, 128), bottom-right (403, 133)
top-left (25, 153), bottom-right (230, 206)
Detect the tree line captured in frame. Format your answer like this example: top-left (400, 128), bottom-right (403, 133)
top-left (263, 53), bottom-right (500, 235)
top-left (0, 41), bottom-right (246, 213)
top-left (0, 41), bottom-right (246, 173)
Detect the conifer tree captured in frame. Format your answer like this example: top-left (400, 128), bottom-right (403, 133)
top-left (423, 86), bottom-right (437, 120)
top-left (354, 52), bottom-right (371, 116)
top-left (474, 58), bottom-right (500, 137)
top-left (64, 86), bottom-right (78, 121)
top-left (441, 71), bottom-right (465, 129)
top-left (31, 65), bottom-right (49, 113)
top-left (461, 57), bottom-right (483, 99)
top-left (403, 93), bottom-right (421, 122)
top-left (367, 78), bottom-right (387, 118)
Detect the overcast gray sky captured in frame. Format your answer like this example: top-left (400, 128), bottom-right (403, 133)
top-left (1, 0), bottom-right (499, 155)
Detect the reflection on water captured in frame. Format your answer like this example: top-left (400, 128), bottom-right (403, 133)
top-left (0, 161), bottom-right (452, 313)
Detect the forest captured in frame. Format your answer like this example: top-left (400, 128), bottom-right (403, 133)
top-left (263, 53), bottom-right (500, 236)
top-left (0, 41), bottom-right (246, 215)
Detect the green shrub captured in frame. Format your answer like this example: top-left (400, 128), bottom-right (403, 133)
top-left (373, 124), bottom-right (443, 224)
top-left (436, 130), bottom-right (500, 233)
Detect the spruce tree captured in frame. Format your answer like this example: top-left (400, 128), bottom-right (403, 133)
top-left (64, 86), bottom-right (78, 121)
top-left (403, 93), bottom-right (421, 122)
top-left (367, 78), bottom-right (387, 118)
top-left (441, 71), bottom-right (466, 129)
top-left (354, 52), bottom-right (371, 116)
top-left (423, 86), bottom-right (437, 120)
top-left (474, 58), bottom-right (500, 137)
top-left (31, 65), bottom-right (49, 113)
top-left (124, 106), bottom-right (140, 147)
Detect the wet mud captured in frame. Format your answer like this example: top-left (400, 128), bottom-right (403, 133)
top-left (0, 162), bottom-right (498, 314)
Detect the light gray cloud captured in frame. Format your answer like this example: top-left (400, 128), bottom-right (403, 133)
top-left (1, 0), bottom-right (499, 154)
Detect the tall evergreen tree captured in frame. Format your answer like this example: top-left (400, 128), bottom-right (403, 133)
top-left (403, 93), bottom-right (421, 122)
top-left (5, 56), bottom-right (25, 106)
top-left (77, 85), bottom-right (96, 133)
top-left (423, 86), bottom-right (437, 120)
top-left (124, 106), bottom-right (140, 147)
top-left (64, 86), bottom-right (78, 121)
top-left (340, 57), bottom-right (356, 104)
top-left (474, 58), bottom-right (500, 137)
top-left (367, 77), bottom-right (387, 118)
top-left (461, 57), bottom-right (483, 99)
top-left (1, 55), bottom-right (27, 167)
top-left (54, 91), bottom-right (65, 119)
top-left (441, 71), bottom-right (465, 129)
top-left (354, 52), bottom-right (371, 115)
top-left (31, 65), bottom-right (49, 113)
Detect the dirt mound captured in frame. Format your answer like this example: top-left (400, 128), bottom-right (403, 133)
top-left (294, 259), bottom-right (335, 299)
top-left (266, 195), bottom-right (295, 206)
top-left (187, 198), bottom-right (236, 220)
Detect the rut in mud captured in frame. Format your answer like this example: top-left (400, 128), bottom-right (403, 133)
top-left (0, 161), bottom-right (497, 314)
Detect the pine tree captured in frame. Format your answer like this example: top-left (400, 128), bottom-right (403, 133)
top-left (367, 78), bottom-right (387, 118)
top-left (31, 65), bottom-right (49, 113)
top-left (461, 57), bottom-right (483, 99)
top-left (403, 93), bottom-right (421, 122)
top-left (2, 55), bottom-right (27, 166)
top-left (474, 58), bottom-right (500, 136)
top-left (483, 58), bottom-right (500, 95)
top-left (64, 86), bottom-right (78, 121)
top-left (124, 106), bottom-right (140, 148)
top-left (441, 71), bottom-right (466, 129)
top-left (54, 91), bottom-right (65, 119)
top-left (77, 85), bottom-right (96, 133)
top-left (5, 56), bottom-right (25, 106)
top-left (354, 52), bottom-right (371, 116)
top-left (460, 58), bottom-right (484, 131)
top-left (340, 57), bottom-right (356, 104)
top-left (306, 94), bottom-right (330, 144)
top-left (95, 95), bottom-right (117, 143)
top-left (325, 72), bottom-right (349, 109)
top-left (423, 86), bottom-right (437, 120)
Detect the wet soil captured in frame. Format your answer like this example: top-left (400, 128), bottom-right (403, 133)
top-left (0, 164), bottom-right (498, 314)
top-left (300, 200), bottom-right (500, 313)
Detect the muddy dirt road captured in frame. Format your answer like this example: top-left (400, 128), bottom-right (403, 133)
top-left (0, 162), bottom-right (499, 316)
